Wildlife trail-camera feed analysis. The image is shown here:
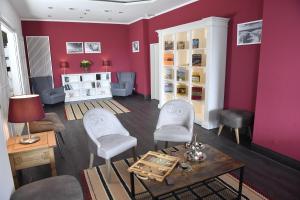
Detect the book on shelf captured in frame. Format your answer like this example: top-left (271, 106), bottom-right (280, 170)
top-left (192, 87), bottom-right (203, 100)
top-left (177, 41), bottom-right (189, 50)
top-left (91, 82), bottom-right (95, 88)
top-left (177, 85), bottom-right (187, 96)
top-left (164, 41), bottom-right (174, 50)
top-left (163, 53), bottom-right (174, 66)
top-left (177, 69), bottom-right (187, 81)
top-left (164, 69), bottom-right (173, 79)
top-left (96, 74), bottom-right (101, 80)
top-left (164, 83), bottom-right (173, 93)
top-left (192, 39), bottom-right (200, 49)
top-left (192, 75), bottom-right (200, 82)
top-left (192, 54), bottom-right (202, 66)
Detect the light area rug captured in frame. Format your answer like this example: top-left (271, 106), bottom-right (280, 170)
top-left (64, 99), bottom-right (130, 120)
top-left (81, 147), bottom-right (268, 200)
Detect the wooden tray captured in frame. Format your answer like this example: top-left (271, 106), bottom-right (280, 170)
top-left (128, 151), bottom-right (179, 182)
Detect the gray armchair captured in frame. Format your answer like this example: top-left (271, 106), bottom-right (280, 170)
top-left (30, 76), bottom-right (65, 104)
top-left (111, 72), bottom-right (135, 96)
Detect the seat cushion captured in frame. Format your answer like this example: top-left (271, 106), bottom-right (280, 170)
top-left (10, 175), bottom-right (83, 200)
top-left (29, 112), bottom-right (65, 133)
top-left (97, 134), bottom-right (137, 159)
top-left (220, 109), bottom-right (254, 128)
top-left (154, 125), bottom-right (193, 143)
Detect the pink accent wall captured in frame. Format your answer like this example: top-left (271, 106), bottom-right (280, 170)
top-left (147, 0), bottom-right (263, 110)
top-left (253, 0), bottom-right (300, 161)
top-left (128, 20), bottom-right (151, 95)
top-left (21, 21), bottom-right (131, 87)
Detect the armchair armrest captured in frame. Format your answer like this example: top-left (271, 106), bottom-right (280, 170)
top-left (111, 83), bottom-right (125, 89)
top-left (52, 87), bottom-right (64, 94)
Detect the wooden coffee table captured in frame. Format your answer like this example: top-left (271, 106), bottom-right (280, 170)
top-left (130, 144), bottom-right (245, 200)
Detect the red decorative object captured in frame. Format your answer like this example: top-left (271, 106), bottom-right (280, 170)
top-left (102, 60), bottom-right (112, 72)
top-left (8, 94), bottom-right (45, 144)
top-left (192, 87), bottom-right (202, 100)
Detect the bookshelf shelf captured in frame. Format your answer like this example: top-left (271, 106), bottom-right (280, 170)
top-left (157, 17), bottom-right (229, 129)
top-left (62, 72), bottom-right (112, 102)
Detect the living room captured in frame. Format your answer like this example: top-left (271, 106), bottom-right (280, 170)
top-left (0, 0), bottom-right (299, 199)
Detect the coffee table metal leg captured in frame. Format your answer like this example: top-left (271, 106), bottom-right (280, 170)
top-left (130, 172), bottom-right (135, 199)
top-left (238, 167), bottom-right (244, 200)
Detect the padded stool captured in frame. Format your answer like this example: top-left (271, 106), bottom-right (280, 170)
top-left (29, 112), bottom-right (66, 156)
top-left (218, 109), bottom-right (254, 144)
top-left (11, 175), bottom-right (83, 200)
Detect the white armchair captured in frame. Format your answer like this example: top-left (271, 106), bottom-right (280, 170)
top-left (154, 99), bottom-right (194, 150)
top-left (83, 108), bottom-right (137, 181)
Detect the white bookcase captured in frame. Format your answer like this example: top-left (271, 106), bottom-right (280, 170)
top-left (157, 17), bottom-right (229, 129)
top-left (62, 72), bottom-right (112, 102)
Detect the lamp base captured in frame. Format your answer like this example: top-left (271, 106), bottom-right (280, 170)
top-left (20, 135), bottom-right (40, 144)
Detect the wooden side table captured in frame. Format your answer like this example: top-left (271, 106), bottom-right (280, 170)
top-left (7, 131), bottom-right (57, 187)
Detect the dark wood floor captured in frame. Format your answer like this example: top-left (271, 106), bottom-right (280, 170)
top-left (20, 95), bottom-right (300, 200)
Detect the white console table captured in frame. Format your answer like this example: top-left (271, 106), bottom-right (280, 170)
top-left (61, 72), bottom-right (112, 102)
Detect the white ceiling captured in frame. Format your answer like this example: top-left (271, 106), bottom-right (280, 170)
top-left (10, 0), bottom-right (198, 24)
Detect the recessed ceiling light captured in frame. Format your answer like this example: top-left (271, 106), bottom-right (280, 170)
top-left (69, 8), bottom-right (75, 11)
top-left (80, 16), bottom-right (84, 19)
top-left (104, 9), bottom-right (112, 12)
top-left (118, 11), bottom-right (124, 14)
top-left (48, 15), bottom-right (52, 17)
top-left (84, 12), bottom-right (88, 15)
top-left (85, 9), bottom-right (91, 12)
top-left (48, 6), bottom-right (53, 9)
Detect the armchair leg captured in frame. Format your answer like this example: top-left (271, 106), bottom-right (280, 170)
top-left (218, 124), bottom-right (224, 136)
top-left (154, 140), bottom-right (158, 151)
top-left (58, 132), bottom-right (65, 144)
top-left (132, 147), bottom-right (137, 162)
top-left (106, 159), bottom-right (112, 183)
top-left (165, 141), bottom-right (168, 149)
top-left (235, 128), bottom-right (240, 144)
top-left (89, 153), bottom-right (94, 168)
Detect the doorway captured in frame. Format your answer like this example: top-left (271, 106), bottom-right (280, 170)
top-left (1, 23), bottom-right (24, 96)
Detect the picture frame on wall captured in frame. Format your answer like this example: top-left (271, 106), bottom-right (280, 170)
top-left (66, 42), bottom-right (84, 54)
top-left (84, 42), bottom-right (101, 53)
top-left (132, 41), bottom-right (139, 53)
top-left (237, 20), bottom-right (262, 45)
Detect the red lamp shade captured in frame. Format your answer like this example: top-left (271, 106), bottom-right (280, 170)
top-left (59, 61), bottom-right (69, 69)
top-left (102, 60), bottom-right (112, 67)
top-left (8, 95), bottom-right (45, 123)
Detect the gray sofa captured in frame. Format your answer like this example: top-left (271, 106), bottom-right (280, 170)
top-left (30, 76), bottom-right (65, 104)
top-left (111, 72), bottom-right (135, 96)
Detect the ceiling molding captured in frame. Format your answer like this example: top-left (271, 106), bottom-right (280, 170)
top-left (90, 0), bottom-right (156, 4)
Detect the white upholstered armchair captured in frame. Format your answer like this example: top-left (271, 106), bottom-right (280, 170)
top-left (154, 99), bottom-right (194, 150)
top-left (83, 108), bottom-right (137, 181)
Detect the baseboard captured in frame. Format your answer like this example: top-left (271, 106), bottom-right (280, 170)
top-left (251, 144), bottom-right (300, 171)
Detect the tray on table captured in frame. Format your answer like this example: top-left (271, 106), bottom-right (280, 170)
top-left (128, 151), bottom-right (180, 182)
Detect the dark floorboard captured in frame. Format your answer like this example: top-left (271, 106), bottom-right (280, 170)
top-left (19, 95), bottom-right (300, 200)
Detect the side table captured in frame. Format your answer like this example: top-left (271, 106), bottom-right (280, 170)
top-left (7, 131), bottom-right (57, 187)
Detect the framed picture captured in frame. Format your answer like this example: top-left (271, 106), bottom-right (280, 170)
top-left (164, 41), bottom-right (174, 50)
top-left (66, 42), bottom-right (83, 54)
top-left (84, 42), bottom-right (101, 53)
top-left (192, 39), bottom-right (199, 49)
top-left (237, 20), bottom-right (262, 45)
top-left (132, 41), bottom-right (139, 52)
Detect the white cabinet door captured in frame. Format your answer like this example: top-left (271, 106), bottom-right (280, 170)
top-left (150, 43), bottom-right (159, 100)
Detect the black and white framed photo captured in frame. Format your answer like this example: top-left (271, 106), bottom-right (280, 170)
top-left (132, 41), bottom-right (139, 53)
top-left (84, 42), bottom-right (101, 53)
top-left (237, 20), bottom-right (262, 45)
top-left (66, 42), bottom-right (84, 54)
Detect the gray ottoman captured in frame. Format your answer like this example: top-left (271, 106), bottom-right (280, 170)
top-left (218, 109), bottom-right (254, 144)
top-left (11, 175), bottom-right (83, 200)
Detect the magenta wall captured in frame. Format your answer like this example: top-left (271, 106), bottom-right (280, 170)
top-left (253, 0), bottom-right (300, 161)
top-left (22, 21), bottom-right (131, 87)
top-left (148, 0), bottom-right (263, 110)
top-left (128, 20), bottom-right (151, 95)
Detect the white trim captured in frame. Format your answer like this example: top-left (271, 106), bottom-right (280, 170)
top-left (20, 0), bottom-right (198, 25)
top-left (21, 18), bottom-right (130, 25)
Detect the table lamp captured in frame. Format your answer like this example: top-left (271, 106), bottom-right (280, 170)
top-left (8, 94), bottom-right (45, 144)
top-left (59, 60), bottom-right (69, 74)
top-left (102, 60), bottom-right (112, 72)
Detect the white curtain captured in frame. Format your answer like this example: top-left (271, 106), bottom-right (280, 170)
top-left (26, 36), bottom-right (53, 78)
